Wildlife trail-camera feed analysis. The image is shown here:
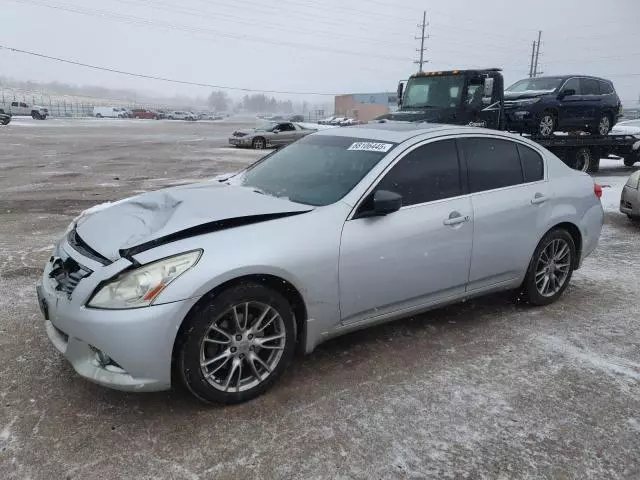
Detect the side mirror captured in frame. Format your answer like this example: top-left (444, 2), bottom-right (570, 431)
top-left (397, 82), bottom-right (404, 106)
top-left (371, 190), bottom-right (403, 216)
top-left (483, 77), bottom-right (495, 97)
top-left (558, 88), bottom-right (576, 99)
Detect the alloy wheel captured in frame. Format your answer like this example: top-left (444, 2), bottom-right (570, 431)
top-left (598, 116), bottom-right (610, 136)
top-left (539, 115), bottom-right (555, 136)
top-left (253, 138), bottom-right (266, 149)
top-left (535, 239), bottom-right (571, 297)
top-left (199, 301), bottom-right (286, 392)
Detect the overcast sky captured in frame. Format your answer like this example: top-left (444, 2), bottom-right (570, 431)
top-left (1, 0), bottom-right (639, 104)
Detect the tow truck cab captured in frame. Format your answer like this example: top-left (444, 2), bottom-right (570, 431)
top-left (393, 68), bottom-right (504, 129)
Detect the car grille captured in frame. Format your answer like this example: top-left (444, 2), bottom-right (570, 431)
top-left (233, 132), bottom-right (247, 137)
top-left (49, 254), bottom-right (92, 298)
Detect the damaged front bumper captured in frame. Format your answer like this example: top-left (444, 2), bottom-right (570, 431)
top-left (36, 239), bottom-right (197, 392)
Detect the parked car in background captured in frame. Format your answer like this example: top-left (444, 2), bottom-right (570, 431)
top-left (167, 111), bottom-right (197, 121)
top-left (93, 107), bottom-right (126, 118)
top-left (504, 75), bottom-right (622, 136)
top-left (329, 117), bottom-right (346, 125)
top-left (199, 112), bottom-right (224, 120)
top-left (318, 116), bottom-right (336, 125)
top-left (0, 110), bottom-right (11, 125)
top-left (229, 121), bottom-right (316, 149)
top-left (132, 109), bottom-right (160, 120)
top-left (610, 119), bottom-right (640, 166)
top-left (620, 170), bottom-right (640, 223)
top-left (37, 123), bottom-right (603, 404)
top-left (0, 101), bottom-right (48, 119)
top-left (339, 118), bottom-right (357, 126)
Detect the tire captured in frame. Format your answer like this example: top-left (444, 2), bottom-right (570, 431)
top-left (623, 157), bottom-right (637, 167)
top-left (168, 116), bottom-right (174, 120)
top-left (572, 147), bottom-right (599, 173)
top-left (596, 114), bottom-right (612, 136)
top-left (96, 113), bottom-right (103, 118)
top-left (520, 229), bottom-right (576, 306)
top-left (628, 215), bottom-right (640, 225)
top-left (153, 115), bottom-right (158, 120)
top-left (177, 282), bottom-right (296, 404)
top-left (252, 137), bottom-right (266, 149)
top-left (31, 112), bottom-right (40, 120)
top-left (537, 112), bottom-right (556, 137)
top-left (1, 116), bottom-right (10, 126)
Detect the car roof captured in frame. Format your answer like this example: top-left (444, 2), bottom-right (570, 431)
top-left (313, 122), bottom-right (463, 143)
top-left (313, 122), bottom-right (544, 145)
top-left (536, 74), bottom-right (611, 82)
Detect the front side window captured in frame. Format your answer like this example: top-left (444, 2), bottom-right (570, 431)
top-left (240, 135), bottom-right (395, 206)
top-left (462, 138), bottom-right (523, 193)
top-left (562, 78), bottom-right (581, 95)
top-left (375, 139), bottom-right (462, 206)
top-left (402, 75), bottom-right (465, 109)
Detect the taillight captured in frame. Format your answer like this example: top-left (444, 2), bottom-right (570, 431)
top-left (594, 183), bottom-right (603, 199)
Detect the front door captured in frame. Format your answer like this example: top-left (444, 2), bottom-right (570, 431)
top-left (557, 77), bottom-right (584, 128)
top-left (459, 137), bottom-right (550, 290)
top-left (339, 139), bottom-right (473, 324)
top-left (272, 123), bottom-right (296, 145)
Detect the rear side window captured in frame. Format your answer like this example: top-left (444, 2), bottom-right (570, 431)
top-left (598, 80), bottom-right (614, 94)
top-left (582, 78), bottom-right (600, 95)
top-left (517, 144), bottom-right (544, 182)
top-left (376, 139), bottom-right (461, 206)
top-left (462, 138), bottom-right (523, 193)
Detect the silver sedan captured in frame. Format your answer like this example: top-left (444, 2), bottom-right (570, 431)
top-left (620, 170), bottom-right (640, 222)
top-left (229, 121), bottom-right (315, 149)
top-left (37, 124), bottom-right (603, 404)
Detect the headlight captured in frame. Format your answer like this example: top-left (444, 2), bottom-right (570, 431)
top-left (87, 250), bottom-right (202, 309)
top-left (516, 98), bottom-right (541, 106)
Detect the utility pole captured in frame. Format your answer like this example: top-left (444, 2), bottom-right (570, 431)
top-left (528, 41), bottom-right (536, 78)
top-left (414, 11), bottom-right (428, 72)
top-left (533, 30), bottom-right (542, 77)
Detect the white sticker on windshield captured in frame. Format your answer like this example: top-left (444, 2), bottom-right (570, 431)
top-left (347, 142), bottom-right (393, 153)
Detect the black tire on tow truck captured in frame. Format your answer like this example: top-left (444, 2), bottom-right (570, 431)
top-left (572, 147), bottom-right (600, 173)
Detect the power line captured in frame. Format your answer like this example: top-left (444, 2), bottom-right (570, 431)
top-left (0, 45), bottom-right (341, 96)
top-left (8, 0), bottom-right (414, 63)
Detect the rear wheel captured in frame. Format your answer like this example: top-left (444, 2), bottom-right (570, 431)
top-left (95, 113), bottom-right (103, 118)
top-left (596, 114), bottom-right (612, 136)
top-left (178, 282), bottom-right (296, 404)
top-left (252, 137), bottom-right (267, 149)
top-left (520, 229), bottom-right (576, 306)
top-left (572, 147), bottom-right (599, 173)
top-left (623, 157), bottom-right (637, 167)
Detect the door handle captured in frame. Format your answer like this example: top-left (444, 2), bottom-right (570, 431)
top-left (443, 213), bottom-right (470, 226)
top-left (531, 193), bottom-right (548, 205)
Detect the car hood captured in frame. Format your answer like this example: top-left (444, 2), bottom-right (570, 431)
top-left (611, 124), bottom-right (640, 136)
top-left (504, 91), bottom-right (551, 101)
top-left (75, 182), bottom-right (311, 262)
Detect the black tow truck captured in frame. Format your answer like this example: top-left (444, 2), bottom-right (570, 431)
top-left (387, 68), bottom-right (640, 173)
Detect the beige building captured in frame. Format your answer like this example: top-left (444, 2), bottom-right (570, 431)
top-left (334, 92), bottom-right (396, 122)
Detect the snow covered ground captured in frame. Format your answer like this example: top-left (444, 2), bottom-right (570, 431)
top-left (0, 123), bottom-right (638, 479)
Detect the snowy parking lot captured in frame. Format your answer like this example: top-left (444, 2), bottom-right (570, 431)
top-left (1, 119), bottom-right (639, 479)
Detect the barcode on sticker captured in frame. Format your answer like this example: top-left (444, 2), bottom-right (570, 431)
top-left (347, 142), bottom-right (393, 153)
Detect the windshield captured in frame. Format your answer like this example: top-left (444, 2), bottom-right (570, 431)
top-left (239, 135), bottom-right (395, 206)
top-left (255, 122), bottom-right (277, 131)
top-left (506, 77), bottom-right (564, 92)
top-left (402, 75), bottom-right (465, 109)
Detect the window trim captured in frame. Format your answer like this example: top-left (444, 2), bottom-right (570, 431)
top-left (559, 77), bottom-right (582, 96)
top-left (348, 136), bottom-right (467, 220)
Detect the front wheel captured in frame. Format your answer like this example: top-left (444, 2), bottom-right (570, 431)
top-left (623, 157), bottom-right (637, 167)
top-left (520, 229), bottom-right (576, 306)
top-left (178, 283), bottom-right (296, 404)
top-left (252, 137), bottom-right (266, 149)
top-left (31, 112), bottom-right (41, 120)
top-left (538, 113), bottom-right (556, 137)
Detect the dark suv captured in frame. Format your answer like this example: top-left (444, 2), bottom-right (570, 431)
top-left (504, 75), bottom-right (622, 136)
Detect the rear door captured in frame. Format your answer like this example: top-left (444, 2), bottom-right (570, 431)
top-left (461, 136), bottom-right (550, 291)
top-left (580, 78), bottom-right (602, 126)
